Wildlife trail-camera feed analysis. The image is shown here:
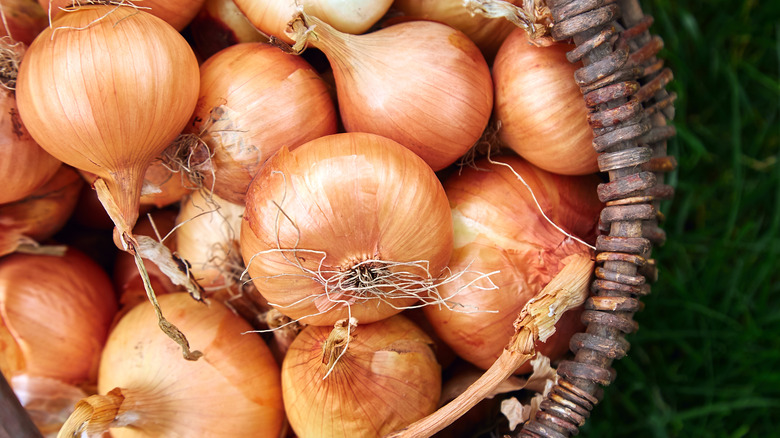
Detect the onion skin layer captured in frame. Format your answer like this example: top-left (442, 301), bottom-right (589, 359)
top-left (282, 314), bottom-right (441, 438)
top-left (424, 156), bottom-right (603, 373)
top-left (241, 132), bottom-right (453, 326)
top-left (493, 29), bottom-right (599, 176)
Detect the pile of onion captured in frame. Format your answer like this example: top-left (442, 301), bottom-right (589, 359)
top-left (424, 156), bottom-right (603, 373)
top-left (0, 248), bottom-right (117, 435)
top-left (287, 13), bottom-right (493, 171)
top-left (282, 314), bottom-right (441, 437)
top-left (493, 28), bottom-right (599, 175)
top-left (176, 41), bottom-right (337, 204)
top-left (240, 132), bottom-right (454, 326)
top-left (58, 293), bottom-right (285, 437)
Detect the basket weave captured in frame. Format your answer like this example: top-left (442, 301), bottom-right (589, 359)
top-left (518, 0), bottom-right (676, 436)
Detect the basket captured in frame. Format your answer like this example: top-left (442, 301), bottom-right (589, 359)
top-left (518, 0), bottom-right (677, 435)
top-left (0, 0), bottom-right (676, 436)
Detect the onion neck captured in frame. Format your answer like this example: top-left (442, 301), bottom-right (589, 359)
top-left (93, 167), bottom-right (144, 251)
top-left (288, 13), bottom-right (352, 65)
top-left (321, 318), bottom-right (357, 372)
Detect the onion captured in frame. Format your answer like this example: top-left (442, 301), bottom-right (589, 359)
top-left (289, 14), bottom-right (493, 171)
top-left (188, 0), bottom-right (268, 60)
top-left (282, 315), bottom-right (441, 438)
top-left (38, 0), bottom-right (206, 31)
top-left (0, 39), bottom-right (61, 205)
top-left (0, 247), bottom-right (118, 434)
top-left (493, 28), bottom-right (599, 175)
top-left (16, 5), bottom-right (203, 357)
top-left (423, 155), bottom-right (603, 373)
top-left (0, 0), bottom-right (48, 46)
top-left (392, 0), bottom-right (521, 62)
top-left (58, 293), bottom-right (285, 438)
top-left (16, 4), bottom-right (200, 242)
top-left (0, 247), bottom-right (117, 384)
top-left (178, 41), bottom-right (337, 205)
top-left (0, 166), bottom-right (82, 257)
top-left (233, 0), bottom-right (393, 43)
top-left (240, 132), bottom-right (454, 326)
top-left (176, 190), bottom-right (270, 325)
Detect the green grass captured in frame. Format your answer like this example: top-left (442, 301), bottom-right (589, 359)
top-left (581, 1), bottom-right (780, 436)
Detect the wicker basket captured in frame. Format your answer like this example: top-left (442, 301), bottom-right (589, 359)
top-left (518, 0), bottom-right (677, 435)
top-left (0, 0), bottom-right (676, 436)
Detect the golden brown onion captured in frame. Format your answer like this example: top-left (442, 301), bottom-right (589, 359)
top-left (493, 29), bottom-right (599, 175)
top-left (58, 293), bottom-right (285, 437)
top-left (183, 42), bottom-right (337, 204)
top-left (241, 132), bottom-right (453, 326)
top-left (0, 247), bottom-right (117, 385)
top-left (424, 156), bottom-right (603, 373)
top-left (282, 315), bottom-right (441, 438)
top-left (16, 5), bottom-right (200, 239)
top-left (290, 15), bottom-right (493, 171)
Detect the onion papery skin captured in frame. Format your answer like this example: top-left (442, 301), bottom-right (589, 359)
top-left (305, 17), bottom-right (493, 171)
top-left (16, 5), bottom-right (200, 234)
top-left (392, 0), bottom-right (520, 63)
top-left (113, 209), bottom-right (180, 304)
top-left (282, 314), bottom-right (441, 438)
top-left (187, 42), bottom-right (337, 205)
top-left (98, 293), bottom-right (285, 437)
top-left (424, 156), bottom-right (603, 373)
top-left (233, 0), bottom-right (393, 43)
top-left (176, 190), bottom-right (244, 292)
top-left (0, 166), bottom-right (82, 256)
top-left (493, 29), bottom-right (599, 175)
top-left (0, 247), bottom-right (117, 385)
top-left (0, 0), bottom-right (48, 46)
top-left (38, 0), bottom-right (206, 31)
top-left (241, 132), bottom-right (454, 326)
top-left (0, 69), bottom-right (61, 205)
top-left (188, 0), bottom-right (267, 60)
top-left (175, 190), bottom-right (270, 324)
